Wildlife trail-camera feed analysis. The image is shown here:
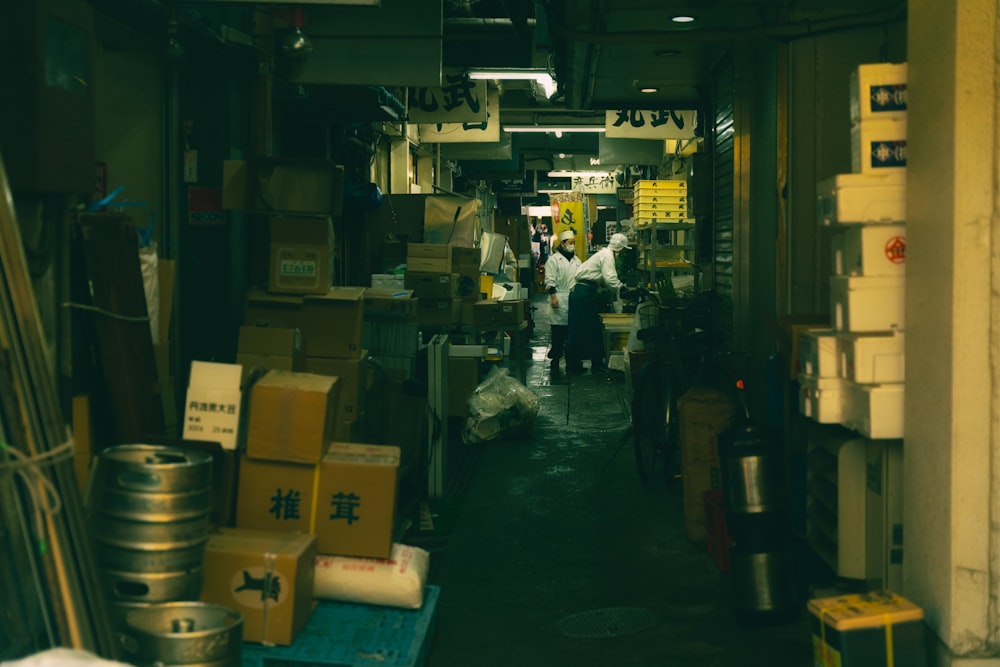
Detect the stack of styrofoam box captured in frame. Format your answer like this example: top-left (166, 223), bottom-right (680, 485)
top-left (802, 62), bottom-right (907, 439)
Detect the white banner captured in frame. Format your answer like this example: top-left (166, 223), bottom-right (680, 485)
top-left (409, 73), bottom-right (488, 124)
top-left (571, 171), bottom-right (619, 194)
top-left (418, 89), bottom-right (500, 143)
top-left (605, 109), bottom-right (697, 139)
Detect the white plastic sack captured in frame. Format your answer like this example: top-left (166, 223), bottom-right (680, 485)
top-left (139, 243), bottom-right (159, 345)
top-left (313, 543), bottom-right (430, 609)
top-left (0, 649), bottom-right (134, 667)
top-left (462, 366), bottom-right (539, 443)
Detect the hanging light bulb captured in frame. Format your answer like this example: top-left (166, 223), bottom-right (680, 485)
top-left (280, 7), bottom-right (313, 60)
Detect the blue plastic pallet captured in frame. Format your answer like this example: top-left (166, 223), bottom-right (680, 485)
top-left (241, 585), bottom-right (440, 667)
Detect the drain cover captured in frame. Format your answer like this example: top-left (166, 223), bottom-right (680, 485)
top-left (557, 607), bottom-right (659, 638)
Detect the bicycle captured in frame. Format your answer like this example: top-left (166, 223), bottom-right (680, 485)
top-left (628, 286), bottom-right (736, 488)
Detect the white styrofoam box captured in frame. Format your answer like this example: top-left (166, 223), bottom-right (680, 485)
top-left (798, 374), bottom-right (845, 424)
top-left (850, 63), bottom-right (908, 123)
top-left (839, 330), bottom-right (905, 384)
top-left (832, 224), bottom-right (906, 277)
top-left (842, 381), bottom-right (904, 439)
top-left (851, 118), bottom-right (907, 174)
top-left (799, 329), bottom-right (840, 378)
top-left (830, 275), bottom-right (905, 332)
top-left (817, 172), bottom-right (906, 225)
top-left (371, 274), bottom-right (405, 289)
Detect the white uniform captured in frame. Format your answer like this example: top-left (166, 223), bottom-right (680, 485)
top-left (544, 251), bottom-right (581, 326)
top-left (572, 246), bottom-right (625, 292)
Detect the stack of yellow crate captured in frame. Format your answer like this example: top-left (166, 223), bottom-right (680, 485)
top-left (633, 179), bottom-right (692, 266)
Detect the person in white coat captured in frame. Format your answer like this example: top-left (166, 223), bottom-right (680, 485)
top-left (566, 232), bottom-right (629, 374)
top-left (544, 230), bottom-right (581, 377)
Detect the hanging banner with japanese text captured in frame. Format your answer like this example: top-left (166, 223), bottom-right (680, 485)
top-left (409, 72), bottom-right (488, 124)
top-left (571, 171), bottom-right (619, 195)
top-left (550, 198), bottom-right (587, 261)
top-left (604, 109), bottom-right (697, 139)
top-left (418, 89), bottom-right (500, 143)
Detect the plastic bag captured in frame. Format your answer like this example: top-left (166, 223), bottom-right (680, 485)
top-left (462, 366), bottom-right (539, 443)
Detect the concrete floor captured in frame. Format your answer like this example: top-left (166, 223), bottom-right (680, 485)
top-left (410, 293), bottom-right (831, 667)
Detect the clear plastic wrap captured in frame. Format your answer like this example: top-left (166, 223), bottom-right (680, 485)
top-left (462, 366), bottom-right (539, 443)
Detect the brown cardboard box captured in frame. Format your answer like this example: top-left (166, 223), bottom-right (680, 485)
top-left (473, 299), bottom-right (525, 326)
top-left (201, 528), bottom-right (316, 646)
top-left (236, 455), bottom-right (318, 536)
top-left (406, 256), bottom-right (449, 273)
top-left (678, 387), bottom-right (735, 540)
top-left (302, 350), bottom-right (369, 424)
top-left (406, 242), bottom-right (449, 259)
top-left (404, 272), bottom-right (459, 299)
top-left (450, 246), bottom-right (480, 267)
top-left (315, 443), bottom-right (400, 558)
top-left (245, 287), bottom-right (366, 359)
top-left (268, 216), bottom-right (335, 295)
top-left (417, 298), bottom-right (462, 326)
top-left (246, 370), bottom-right (340, 464)
top-left (237, 325), bottom-right (304, 387)
top-left (223, 159), bottom-right (344, 215)
top-left (363, 289), bottom-right (417, 319)
top-left (448, 357), bottom-right (481, 417)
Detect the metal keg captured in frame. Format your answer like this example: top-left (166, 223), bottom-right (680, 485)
top-left (89, 444), bottom-right (213, 604)
top-left (718, 422), bottom-right (784, 515)
top-left (119, 602), bottom-right (243, 667)
top-left (94, 445), bottom-right (214, 494)
top-left (729, 546), bottom-right (797, 623)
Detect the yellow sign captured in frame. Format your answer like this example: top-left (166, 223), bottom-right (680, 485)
top-left (551, 199), bottom-right (586, 261)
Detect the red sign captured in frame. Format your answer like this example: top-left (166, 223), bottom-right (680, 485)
top-left (884, 235), bottom-right (906, 264)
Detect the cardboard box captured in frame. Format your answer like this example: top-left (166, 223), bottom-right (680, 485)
top-left (246, 370), bottom-right (340, 464)
top-left (303, 350), bottom-right (369, 423)
top-left (404, 272), bottom-right (459, 299)
top-left (201, 528), bottom-right (317, 646)
top-left (182, 361), bottom-right (243, 450)
top-left (678, 387), bottom-right (734, 541)
top-left (363, 289), bottom-right (416, 319)
top-left (406, 256), bottom-right (449, 273)
top-left (237, 325), bottom-right (304, 388)
top-left (405, 243), bottom-right (449, 259)
top-left (417, 298), bottom-right (462, 326)
top-left (473, 299), bottom-right (525, 326)
top-left (809, 590), bottom-right (925, 667)
top-left (236, 444), bottom-right (398, 558)
top-left (451, 246), bottom-right (480, 267)
top-left (223, 159), bottom-right (344, 215)
top-left (245, 287), bottom-right (366, 359)
top-left (236, 456), bottom-right (318, 536)
top-left (316, 443), bottom-right (400, 558)
top-left (268, 216), bottom-right (335, 295)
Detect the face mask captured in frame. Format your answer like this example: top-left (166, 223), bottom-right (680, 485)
top-left (563, 243), bottom-right (575, 253)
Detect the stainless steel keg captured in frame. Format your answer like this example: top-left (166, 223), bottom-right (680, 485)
top-left (119, 602), bottom-right (243, 667)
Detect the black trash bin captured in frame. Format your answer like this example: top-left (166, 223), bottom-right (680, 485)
top-left (718, 421), bottom-right (797, 624)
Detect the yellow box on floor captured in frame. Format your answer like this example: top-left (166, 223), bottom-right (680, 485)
top-left (236, 442), bottom-right (400, 558)
top-left (201, 527), bottom-right (316, 646)
top-left (246, 370), bottom-right (340, 464)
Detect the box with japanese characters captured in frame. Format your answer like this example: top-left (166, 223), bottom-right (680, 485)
top-left (235, 443), bottom-right (400, 559)
top-left (200, 527), bottom-right (317, 646)
top-left (245, 369), bottom-right (340, 464)
top-left (851, 118), bottom-right (906, 174)
top-left (850, 62), bottom-right (907, 123)
top-left (182, 360), bottom-right (243, 450)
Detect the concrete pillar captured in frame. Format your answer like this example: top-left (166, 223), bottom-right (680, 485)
top-left (906, 0), bottom-right (1000, 663)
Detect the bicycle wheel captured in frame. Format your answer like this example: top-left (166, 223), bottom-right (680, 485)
top-left (632, 363), bottom-right (666, 487)
top-left (661, 376), bottom-right (682, 487)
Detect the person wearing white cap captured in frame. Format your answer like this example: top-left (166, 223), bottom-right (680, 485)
top-left (544, 229), bottom-right (582, 378)
top-left (566, 232), bottom-right (630, 374)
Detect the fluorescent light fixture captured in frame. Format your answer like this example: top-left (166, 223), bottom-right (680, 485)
top-left (538, 188), bottom-right (572, 194)
top-left (548, 170), bottom-right (610, 178)
top-left (525, 205), bottom-right (552, 217)
top-left (467, 68), bottom-right (558, 99)
top-left (505, 126), bottom-right (606, 133)
top-left (640, 87), bottom-right (658, 93)
top-left (671, 15), bottom-right (695, 22)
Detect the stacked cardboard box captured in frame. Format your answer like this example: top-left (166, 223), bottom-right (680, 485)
top-left (405, 243), bottom-right (481, 326)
